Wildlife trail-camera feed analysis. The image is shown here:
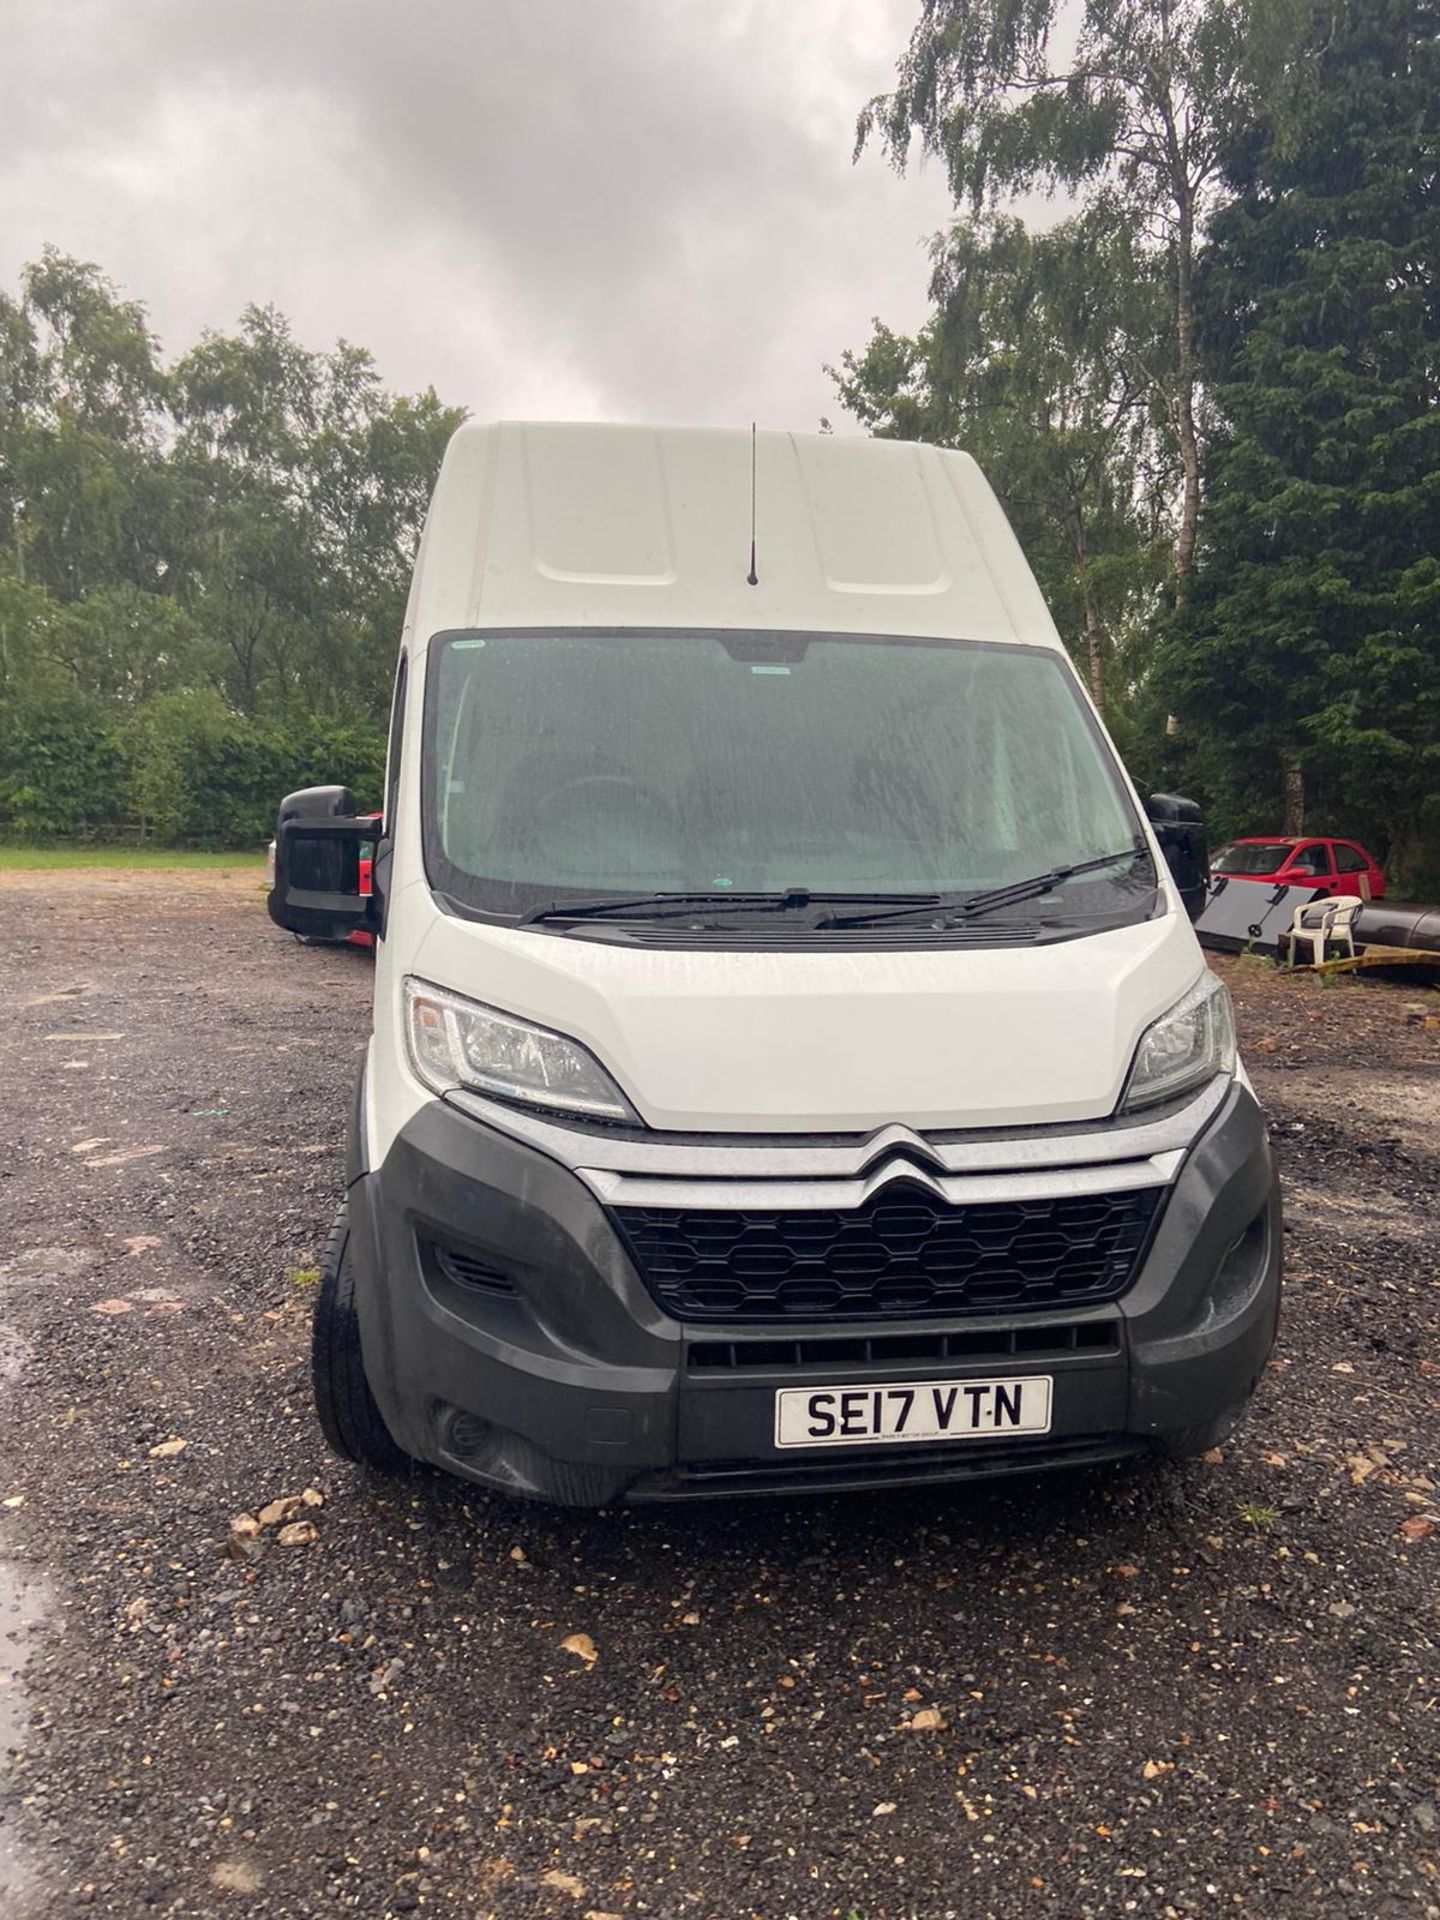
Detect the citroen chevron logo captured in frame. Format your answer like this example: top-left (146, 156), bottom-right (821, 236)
top-left (857, 1124), bottom-right (948, 1180)
top-left (858, 1156), bottom-right (949, 1203)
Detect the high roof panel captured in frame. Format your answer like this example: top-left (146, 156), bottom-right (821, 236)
top-left (403, 422), bottom-right (1062, 652)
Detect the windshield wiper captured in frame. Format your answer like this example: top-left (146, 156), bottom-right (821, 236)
top-left (952, 844), bottom-right (1153, 920)
top-left (820, 844), bottom-right (1152, 929)
top-left (522, 888), bottom-right (942, 927)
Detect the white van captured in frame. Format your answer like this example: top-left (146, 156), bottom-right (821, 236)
top-left (270, 422), bottom-right (1280, 1506)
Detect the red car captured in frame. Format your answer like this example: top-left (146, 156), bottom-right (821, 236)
top-left (1210, 835), bottom-right (1386, 900)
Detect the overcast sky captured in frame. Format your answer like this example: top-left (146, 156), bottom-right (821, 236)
top-left (1, 0), bottom-right (961, 433)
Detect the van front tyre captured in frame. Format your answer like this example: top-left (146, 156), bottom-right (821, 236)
top-left (312, 1203), bottom-right (408, 1474)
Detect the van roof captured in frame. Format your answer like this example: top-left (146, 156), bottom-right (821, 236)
top-left (404, 422), bottom-right (1064, 652)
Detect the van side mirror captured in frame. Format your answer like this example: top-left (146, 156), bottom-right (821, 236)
top-left (1146, 792), bottom-right (1210, 922)
top-left (267, 785), bottom-right (379, 941)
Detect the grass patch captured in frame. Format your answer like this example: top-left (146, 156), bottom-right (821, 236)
top-left (0, 845), bottom-right (265, 872)
top-left (1236, 1501), bottom-right (1280, 1531)
top-left (1230, 944), bottom-right (1275, 973)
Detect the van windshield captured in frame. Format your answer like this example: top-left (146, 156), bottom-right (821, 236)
top-left (421, 628), bottom-right (1153, 924)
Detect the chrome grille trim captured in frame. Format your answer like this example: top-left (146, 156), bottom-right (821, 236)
top-left (444, 1074), bottom-right (1227, 1179)
top-left (577, 1152), bottom-right (1182, 1213)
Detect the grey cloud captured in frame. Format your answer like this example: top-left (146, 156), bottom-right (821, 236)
top-left (0, 0), bottom-right (955, 428)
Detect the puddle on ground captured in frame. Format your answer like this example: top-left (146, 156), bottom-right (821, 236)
top-left (0, 1564), bottom-right (52, 1912)
top-left (0, 1245), bottom-right (102, 1293)
top-left (0, 1294), bottom-right (48, 1912)
top-left (1283, 1180), bottom-right (1433, 1243)
top-left (0, 1565), bottom-right (50, 1748)
top-left (1275, 1067), bottom-right (1440, 1152)
top-left (0, 1328), bottom-right (30, 1387)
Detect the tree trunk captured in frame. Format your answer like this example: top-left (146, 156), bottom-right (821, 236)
top-left (1082, 586), bottom-right (1105, 715)
top-left (1070, 507), bottom-right (1105, 715)
top-left (1282, 757), bottom-right (1304, 835)
top-left (1173, 196), bottom-right (1201, 589)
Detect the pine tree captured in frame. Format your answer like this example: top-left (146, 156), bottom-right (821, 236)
top-left (1165, 0), bottom-right (1440, 877)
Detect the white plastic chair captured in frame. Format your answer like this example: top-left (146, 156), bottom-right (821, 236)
top-left (1287, 895), bottom-right (1364, 967)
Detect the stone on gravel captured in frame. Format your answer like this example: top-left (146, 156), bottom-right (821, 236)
top-left (211, 1860), bottom-right (265, 1893)
top-left (257, 1495), bottom-right (307, 1527)
top-left (541, 1869), bottom-right (586, 1899)
top-left (904, 1706), bottom-right (946, 1731)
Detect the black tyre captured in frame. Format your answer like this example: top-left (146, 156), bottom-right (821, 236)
top-left (312, 1203), bottom-right (409, 1473)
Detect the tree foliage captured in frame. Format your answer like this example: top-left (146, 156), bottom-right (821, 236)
top-left (0, 251), bottom-right (464, 843)
top-left (844, 0), bottom-right (1438, 886)
top-left (1159, 0), bottom-right (1440, 877)
top-left (831, 207), bottom-right (1172, 712)
top-left (857, 0), bottom-right (1320, 584)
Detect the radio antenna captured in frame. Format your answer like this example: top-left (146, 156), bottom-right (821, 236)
top-left (746, 421), bottom-right (759, 586)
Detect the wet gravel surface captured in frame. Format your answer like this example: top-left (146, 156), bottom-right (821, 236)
top-left (1, 870), bottom-right (1438, 1920)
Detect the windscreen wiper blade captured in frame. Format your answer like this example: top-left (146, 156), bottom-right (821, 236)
top-left (523, 889), bottom-right (942, 926)
top-left (819, 845), bottom-right (1151, 929)
top-left (954, 843), bottom-right (1151, 921)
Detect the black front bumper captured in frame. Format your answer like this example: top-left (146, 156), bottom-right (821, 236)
top-left (343, 1081), bottom-right (1281, 1505)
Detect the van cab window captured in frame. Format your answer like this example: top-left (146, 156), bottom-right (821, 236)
top-left (422, 627), bottom-right (1152, 929)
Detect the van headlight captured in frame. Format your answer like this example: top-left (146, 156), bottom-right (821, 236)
top-left (403, 977), bottom-right (637, 1122)
top-left (1121, 973), bottom-right (1236, 1113)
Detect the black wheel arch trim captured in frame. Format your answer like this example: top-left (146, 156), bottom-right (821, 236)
top-left (346, 1056), bottom-right (370, 1189)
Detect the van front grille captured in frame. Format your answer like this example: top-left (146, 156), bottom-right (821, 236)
top-left (631, 1433), bottom-right (1144, 1499)
top-left (612, 1185), bottom-right (1162, 1322)
top-left (686, 1318), bottom-right (1122, 1373)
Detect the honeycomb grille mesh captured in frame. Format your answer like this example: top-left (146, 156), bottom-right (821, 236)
top-left (613, 1184), bottom-right (1162, 1321)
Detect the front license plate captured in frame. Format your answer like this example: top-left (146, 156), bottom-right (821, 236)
top-left (774, 1376), bottom-right (1053, 1450)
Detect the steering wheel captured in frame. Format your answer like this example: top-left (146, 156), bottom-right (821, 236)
top-left (529, 774), bottom-right (674, 829)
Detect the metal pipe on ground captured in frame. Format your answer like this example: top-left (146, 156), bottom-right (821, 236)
top-left (1353, 902), bottom-right (1440, 955)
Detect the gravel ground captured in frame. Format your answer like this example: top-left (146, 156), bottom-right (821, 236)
top-left (1, 868), bottom-right (1438, 1920)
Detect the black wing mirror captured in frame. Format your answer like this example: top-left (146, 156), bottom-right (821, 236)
top-left (1146, 792), bottom-right (1210, 922)
top-left (267, 785), bottom-right (379, 942)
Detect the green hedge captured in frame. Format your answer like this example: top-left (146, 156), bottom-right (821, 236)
top-left (0, 694), bottom-right (130, 838)
top-left (0, 689), bottom-right (385, 848)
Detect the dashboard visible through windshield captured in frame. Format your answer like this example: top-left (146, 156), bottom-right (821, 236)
top-left (420, 627), bottom-right (1156, 932)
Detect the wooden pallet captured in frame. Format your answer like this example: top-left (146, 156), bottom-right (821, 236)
top-left (1305, 943), bottom-right (1440, 974)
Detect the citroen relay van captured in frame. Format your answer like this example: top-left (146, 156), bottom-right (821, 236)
top-left (269, 423), bottom-right (1281, 1506)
